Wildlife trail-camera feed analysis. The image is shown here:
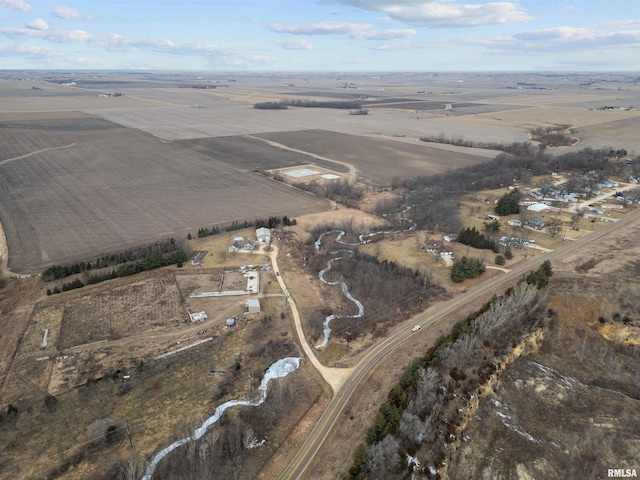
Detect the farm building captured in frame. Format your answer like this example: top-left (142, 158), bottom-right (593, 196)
top-left (256, 227), bottom-right (271, 244)
top-left (507, 219), bottom-right (522, 228)
top-left (439, 246), bottom-right (455, 258)
top-left (189, 311), bottom-right (207, 322)
top-left (245, 298), bottom-right (261, 314)
top-left (527, 203), bottom-right (550, 213)
top-left (443, 233), bottom-right (458, 243)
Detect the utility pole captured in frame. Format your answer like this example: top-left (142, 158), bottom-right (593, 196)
top-left (125, 417), bottom-right (133, 449)
top-left (419, 276), bottom-right (427, 311)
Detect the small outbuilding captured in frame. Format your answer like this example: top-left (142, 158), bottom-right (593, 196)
top-left (245, 298), bottom-right (261, 314)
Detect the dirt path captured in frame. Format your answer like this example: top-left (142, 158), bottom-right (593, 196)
top-left (0, 143), bottom-right (77, 166)
top-left (269, 243), bottom-right (353, 393)
top-left (246, 135), bottom-right (358, 180)
top-left (0, 217), bottom-right (10, 276)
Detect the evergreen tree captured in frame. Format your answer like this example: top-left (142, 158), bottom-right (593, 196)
top-left (495, 188), bottom-right (520, 215)
top-left (504, 245), bottom-right (513, 260)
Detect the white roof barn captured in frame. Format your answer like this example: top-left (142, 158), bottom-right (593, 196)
top-left (256, 227), bottom-right (271, 244)
top-left (245, 298), bottom-right (261, 314)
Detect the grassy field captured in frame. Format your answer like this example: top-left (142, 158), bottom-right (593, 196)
top-left (0, 258), bottom-right (311, 479)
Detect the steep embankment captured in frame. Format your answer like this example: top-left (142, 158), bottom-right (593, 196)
top-left (448, 255), bottom-right (640, 479)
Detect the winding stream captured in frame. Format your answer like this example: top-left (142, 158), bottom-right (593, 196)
top-left (141, 357), bottom-right (301, 480)
top-left (313, 210), bottom-right (416, 347)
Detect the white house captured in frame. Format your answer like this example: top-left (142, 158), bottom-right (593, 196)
top-left (228, 237), bottom-right (256, 253)
top-left (256, 227), bottom-right (271, 244)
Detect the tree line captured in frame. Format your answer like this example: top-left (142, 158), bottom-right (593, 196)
top-left (45, 250), bottom-right (188, 296)
top-left (193, 215), bottom-right (296, 239)
top-left (293, 179), bottom-right (363, 207)
top-left (253, 102), bottom-right (288, 110)
top-left (457, 226), bottom-right (498, 251)
top-left (253, 99), bottom-right (363, 110)
top-left (346, 270), bottom-right (552, 479)
top-left (420, 134), bottom-right (537, 157)
top-left (42, 239), bottom-right (182, 281)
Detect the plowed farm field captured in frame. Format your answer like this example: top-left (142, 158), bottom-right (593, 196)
top-left (0, 116), bottom-right (329, 272)
top-left (255, 129), bottom-right (489, 185)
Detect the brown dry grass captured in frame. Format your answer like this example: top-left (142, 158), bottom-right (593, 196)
top-left (0, 255), bottom-right (307, 479)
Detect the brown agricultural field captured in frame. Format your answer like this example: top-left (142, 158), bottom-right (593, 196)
top-left (255, 129), bottom-right (490, 185)
top-left (0, 115), bottom-right (330, 273)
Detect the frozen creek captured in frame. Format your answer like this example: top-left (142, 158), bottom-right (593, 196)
top-left (141, 357), bottom-right (301, 480)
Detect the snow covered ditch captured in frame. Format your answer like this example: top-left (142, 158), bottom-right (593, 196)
top-left (141, 357), bottom-right (301, 480)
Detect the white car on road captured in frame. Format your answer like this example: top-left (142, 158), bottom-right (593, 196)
top-left (411, 325), bottom-right (421, 332)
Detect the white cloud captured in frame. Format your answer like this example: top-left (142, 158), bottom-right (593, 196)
top-left (0, 23), bottom-right (266, 67)
top-left (53, 5), bottom-right (91, 19)
top-left (514, 26), bottom-right (592, 42)
top-left (602, 19), bottom-right (640, 27)
top-left (268, 21), bottom-right (415, 40)
top-left (268, 21), bottom-right (371, 35)
top-left (274, 38), bottom-right (314, 50)
top-left (0, 0), bottom-right (33, 12)
top-left (352, 28), bottom-right (416, 39)
top-left (460, 26), bottom-right (640, 53)
top-left (26, 18), bottom-right (49, 31)
top-left (322, 0), bottom-right (422, 7)
top-left (385, 2), bottom-right (532, 27)
top-left (0, 45), bottom-right (60, 58)
top-left (321, 1), bottom-right (532, 27)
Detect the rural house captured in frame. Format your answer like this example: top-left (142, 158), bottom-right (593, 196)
top-left (424, 239), bottom-right (444, 253)
top-left (526, 217), bottom-right (545, 230)
top-left (228, 237), bottom-right (256, 253)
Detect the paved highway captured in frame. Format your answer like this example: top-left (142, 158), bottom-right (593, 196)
top-left (278, 208), bottom-right (640, 480)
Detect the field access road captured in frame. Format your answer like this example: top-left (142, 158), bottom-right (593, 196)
top-left (268, 244), bottom-right (353, 393)
top-left (278, 207), bottom-right (640, 480)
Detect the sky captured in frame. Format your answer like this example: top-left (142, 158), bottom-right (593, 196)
top-left (0, 0), bottom-right (639, 71)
